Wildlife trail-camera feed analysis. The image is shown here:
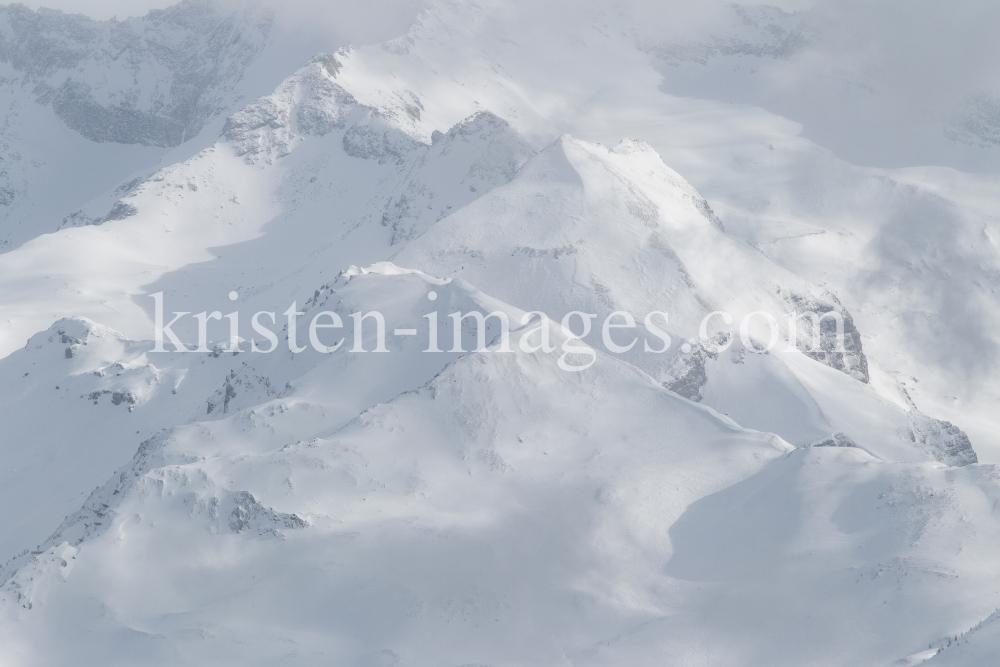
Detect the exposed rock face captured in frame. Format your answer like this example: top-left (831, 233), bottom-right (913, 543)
top-left (668, 342), bottom-right (716, 401)
top-left (221, 53), bottom-right (428, 166)
top-left (0, 1), bottom-right (274, 147)
top-left (0, 430), bottom-right (306, 586)
top-left (805, 421), bottom-right (977, 467)
top-left (669, 287), bottom-right (870, 400)
top-left (0, 2), bottom-right (277, 248)
top-left (638, 4), bottom-right (809, 66)
top-left (902, 415), bottom-right (979, 467)
top-left (693, 195), bottom-right (724, 232)
top-left (381, 111), bottom-right (535, 243)
top-left (226, 491), bottom-right (307, 536)
top-left (102, 201), bottom-right (138, 222)
top-left (811, 432), bottom-right (860, 448)
top-left (342, 114), bottom-right (426, 165)
top-left (780, 288), bottom-right (870, 383)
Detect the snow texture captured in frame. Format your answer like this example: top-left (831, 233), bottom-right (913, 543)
top-left (0, 1), bottom-right (998, 665)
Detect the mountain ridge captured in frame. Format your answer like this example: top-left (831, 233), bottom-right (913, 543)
top-left (0, 1), bottom-right (998, 665)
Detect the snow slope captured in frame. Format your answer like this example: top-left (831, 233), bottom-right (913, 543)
top-left (1, 1), bottom-right (999, 665)
top-left (0, 273), bottom-right (798, 665)
top-left (0, 1), bottom-right (277, 250)
top-left (0, 0), bottom-right (374, 252)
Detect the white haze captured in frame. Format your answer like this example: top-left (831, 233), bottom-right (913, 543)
top-left (25, 0), bottom-right (1000, 168)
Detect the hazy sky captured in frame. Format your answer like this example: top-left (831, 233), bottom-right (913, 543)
top-left (12, 0), bottom-right (432, 55)
top-left (19, 0), bottom-right (166, 18)
top-left (12, 0), bottom-right (998, 169)
top-left (17, 0), bottom-right (816, 21)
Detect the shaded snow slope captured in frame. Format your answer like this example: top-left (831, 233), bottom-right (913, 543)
top-left (289, 0), bottom-right (1000, 459)
top-left (0, 265), bottom-right (521, 573)
top-left (0, 1), bottom-right (275, 250)
top-left (2, 272), bottom-right (1000, 666)
top-left (0, 54), bottom-right (532, 360)
top-left (0, 1), bottom-right (272, 147)
top-left (1, 276), bottom-right (796, 664)
top-left (0, 0), bottom-right (361, 251)
top-left (397, 133), bottom-right (970, 465)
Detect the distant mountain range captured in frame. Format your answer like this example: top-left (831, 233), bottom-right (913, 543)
top-left (1, 2), bottom-right (1000, 665)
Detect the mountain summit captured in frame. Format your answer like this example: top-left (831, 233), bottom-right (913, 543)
top-left (0, 1), bottom-right (999, 665)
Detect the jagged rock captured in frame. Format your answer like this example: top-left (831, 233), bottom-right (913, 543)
top-left (780, 288), bottom-right (870, 383)
top-left (693, 196), bottom-right (725, 232)
top-left (638, 4), bottom-right (809, 66)
top-left (381, 110), bottom-right (535, 243)
top-left (0, 2), bottom-right (274, 147)
top-left (221, 54), bottom-right (418, 164)
top-left (811, 432), bottom-right (859, 448)
top-left (226, 491), bottom-right (307, 535)
top-left (342, 113), bottom-right (425, 165)
top-left (296, 61), bottom-right (359, 136)
top-left (902, 415), bottom-right (978, 467)
top-left (667, 340), bottom-right (721, 401)
top-left (102, 201), bottom-right (137, 222)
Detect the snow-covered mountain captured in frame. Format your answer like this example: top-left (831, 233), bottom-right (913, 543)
top-left (0, 0), bottom-right (277, 250)
top-left (1, 1), bottom-right (999, 665)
